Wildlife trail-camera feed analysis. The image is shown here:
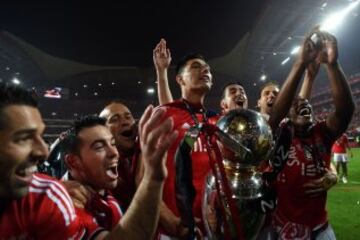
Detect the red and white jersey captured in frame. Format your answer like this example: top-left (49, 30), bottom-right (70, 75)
top-left (273, 121), bottom-right (336, 230)
top-left (0, 173), bottom-right (85, 239)
top-left (77, 191), bottom-right (123, 239)
top-left (332, 134), bottom-right (349, 154)
top-left (157, 100), bottom-right (218, 233)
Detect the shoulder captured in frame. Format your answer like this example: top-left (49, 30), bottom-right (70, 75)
top-left (29, 173), bottom-right (77, 226)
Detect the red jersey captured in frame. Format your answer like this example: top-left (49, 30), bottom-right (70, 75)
top-left (332, 134), bottom-right (348, 154)
top-left (0, 173), bottom-right (85, 239)
top-left (77, 191), bottom-right (123, 238)
top-left (158, 100), bottom-right (218, 233)
top-left (273, 121), bottom-right (335, 234)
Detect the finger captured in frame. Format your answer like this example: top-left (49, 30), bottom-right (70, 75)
top-left (139, 105), bottom-right (154, 140)
top-left (160, 40), bottom-right (166, 54)
top-left (75, 186), bottom-right (92, 203)
top-left (194, 217), bottom-right (202, 224)
top-left (142, 108), bottom-right (167, 143)
top-left (73, 199), bottom-right (85, 208)
top-left (153, 42), bottom-right (161, 53)
top-left (167, 48), bottom-right (171, 59)
top-left (147, 117), bottom-right (174, 149)
top-left (154, 130), bottom-right (178, 160)
top-left (195, 227), bottom-right (204, 239)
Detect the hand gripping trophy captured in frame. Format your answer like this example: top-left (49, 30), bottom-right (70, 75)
top-left (175, 109), bottom-right (274, 240)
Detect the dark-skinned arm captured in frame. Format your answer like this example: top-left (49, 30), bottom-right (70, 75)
top-left (318, 32), bottom-right (355, 139)
top-left (268, 34), bottom-right (318, 130)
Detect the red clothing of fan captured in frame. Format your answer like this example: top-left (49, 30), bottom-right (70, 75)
top-left (0, 173), bottom-right (85, 239)
top-left (332, 134), bottom-right (348, 154)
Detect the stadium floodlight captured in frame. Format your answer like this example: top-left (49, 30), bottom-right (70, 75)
top-left (12, 77), bottom-right (21, 85)
top-left (291, 46), bottom-right (300, 55)
top-left (281, 57), bottom-right (290, 65)
top-left (147, 88), bottom-right (155, 94)
top-left (321, 0), bottom-right (360, 32)
top-left (260, 74), bottom-right (267, 81)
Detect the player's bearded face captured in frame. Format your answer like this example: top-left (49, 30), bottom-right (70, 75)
top-left (76, 126), bottom-right (119, 191)
top-left (0, 106), bottom-right (49, 199)
top-left (179, 59), bottom-right (213, 92)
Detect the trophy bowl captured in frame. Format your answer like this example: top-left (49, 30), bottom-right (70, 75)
top-left (203, 109), bottom-right (273, 239)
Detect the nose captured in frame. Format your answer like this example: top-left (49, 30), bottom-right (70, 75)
top-left (201, 65), bottom-right (210, 74)
top-left (32, 137), bottom-right (49, 161)
top-left (107, 144), bottom-right (119, 159)
top-left (269, 91), bottom-right (276, 98)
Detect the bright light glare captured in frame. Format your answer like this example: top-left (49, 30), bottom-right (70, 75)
top-left (260, 74), bottom-right (267, 81)
top-left (12, 77), bottom-right (21, 85)
top-left (291, 46), bottom-right (300, 55)
top-left (321, 0), bottom-right (360, 31)
top-left (147, 88), bottom-right (155, 94)
top-left (281, 57), bottom-right (290, 65)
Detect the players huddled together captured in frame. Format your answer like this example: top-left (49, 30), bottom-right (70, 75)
top-left (0, 29), bottom-right (355, 240)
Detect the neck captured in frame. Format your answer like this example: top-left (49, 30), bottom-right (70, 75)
top-left (182, 90), bottom-right (206, 106)
top-left (69, 172), bottom-right (102, 194)
top-left (294, 124), bottom-right (313, 138)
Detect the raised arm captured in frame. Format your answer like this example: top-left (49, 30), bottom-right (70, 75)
top-left (101, 105), bottom-right (178, 240)
top-left (153, 39), bottom-right (174, 105)
top-left (298, 61), bottom-right (320, 100)
top-left (269, 32), bottom-right (318, 130)
top-left (318, 32), bottom-right (355, 139)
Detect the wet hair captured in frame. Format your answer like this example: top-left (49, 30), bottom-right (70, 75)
top-left (221, 81), bottom-right (245, 100)
top-left (65, 115), bottom-right (107, 154)
top-left (0, 83), bottom-right (38, 129)
top-left (175, 53), bottom-right (206, 75)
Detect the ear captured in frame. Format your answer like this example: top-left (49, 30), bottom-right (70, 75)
top-left (257, 99), bottom-right (261, 109)
top-left (64, 153), bottom-right (82, 171)
top-left (176, 75), bottom-right (184, 86)
top-left (220, 99), bottom-right (227, 110)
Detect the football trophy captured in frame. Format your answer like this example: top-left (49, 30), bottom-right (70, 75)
top-left (202, 109), bottom-right (274, 239)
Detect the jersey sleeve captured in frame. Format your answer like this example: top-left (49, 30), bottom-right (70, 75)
top-left (30, 174), bottom-right (86, 239)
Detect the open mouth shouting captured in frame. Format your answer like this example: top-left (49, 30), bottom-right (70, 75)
top-left (297, 104), bottom-right (312, 118)
top-left (105, 162), bottom-right (118, 180)
top-left (266, 98), bottom-right (275, 108)
top-left (118, 126), bottom-right (137, 141)
top-left (234, 96), bottom-right (245, 107)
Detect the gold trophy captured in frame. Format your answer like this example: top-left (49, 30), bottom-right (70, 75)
top-left (202, 109), bottom-right (274, 239)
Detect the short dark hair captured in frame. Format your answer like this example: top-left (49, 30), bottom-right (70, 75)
top-left (65, 115), bottom-right (107, 154)
top-left (259, 81), bottom-right (280, 94)
top-left (175, 53), bottom-right (206, 75)
top-left (221, 81), bottom-right (245, 100)
top-left (0, 83), bottom-right (38, 129)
